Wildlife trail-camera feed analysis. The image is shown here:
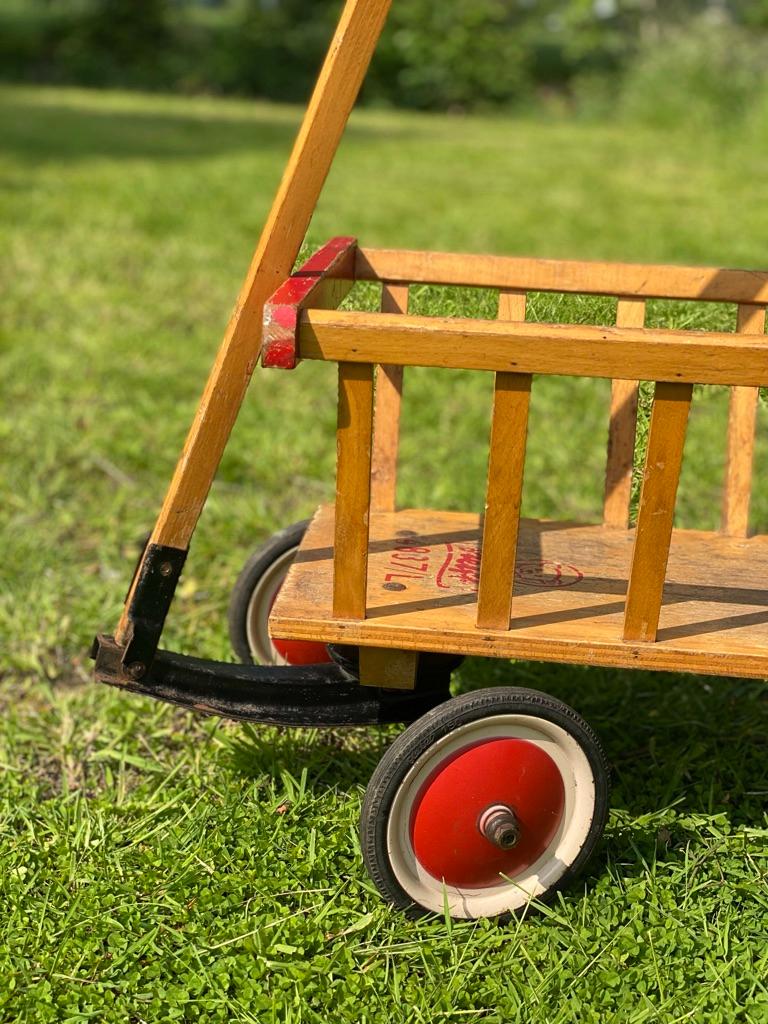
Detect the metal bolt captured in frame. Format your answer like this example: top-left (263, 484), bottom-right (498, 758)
top-left (478, 804), bottom-right (521, 850)
top-left (159, 561), bottom-right (173, 577)
top-left (126, 661), bottom-right (146, 680)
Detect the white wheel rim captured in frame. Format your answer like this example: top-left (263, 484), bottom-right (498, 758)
top-left (244, 546), bottom-right (298, 665)
top-left (386, 714), bottom-right (597, 919)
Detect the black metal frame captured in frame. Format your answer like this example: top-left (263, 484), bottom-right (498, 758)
top-left (92, 634), bottom-right (452, 726)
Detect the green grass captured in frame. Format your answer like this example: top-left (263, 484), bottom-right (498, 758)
top-left (1, 85), bottom-right (767, 1022)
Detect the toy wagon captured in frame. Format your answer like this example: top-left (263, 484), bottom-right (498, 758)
top-left (92, 0), bottom-right (768, 919)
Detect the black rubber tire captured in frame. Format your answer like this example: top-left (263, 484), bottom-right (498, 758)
top-left (360, 686), bottom-right (610, 920)
top-left (228, 520), bottom-right (311, 665)
top-left (230, 521), bottom-right (465, 679)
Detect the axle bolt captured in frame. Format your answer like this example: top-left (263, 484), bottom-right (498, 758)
top-left (478, 804), bottom-right (521, 850)
top-left (126, 661), bottom-right (146, 680)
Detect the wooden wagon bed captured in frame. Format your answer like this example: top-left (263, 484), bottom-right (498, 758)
top-left (271, 505), bottom-right (768, 679)
top-left (264, 237), bottom-right (768, 686)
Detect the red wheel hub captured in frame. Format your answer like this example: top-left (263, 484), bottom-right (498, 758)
top-left (410, 738), bottom-right (565, 888)
top-left (268, 586), bottom-right (331, 665)
top-left (272, 636), bottom-right (331, 665)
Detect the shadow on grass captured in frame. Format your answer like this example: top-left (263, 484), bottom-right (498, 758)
top-left (0, 94), bottom-right (410, 164)
top-left (223, 658), bottom-right (768, 832)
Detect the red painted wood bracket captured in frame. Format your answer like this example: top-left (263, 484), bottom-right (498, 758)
top-left (262, 236), bottom-right (358, 369)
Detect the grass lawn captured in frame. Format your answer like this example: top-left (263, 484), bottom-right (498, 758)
top-left (1, 84), bottom-right (767, 1022)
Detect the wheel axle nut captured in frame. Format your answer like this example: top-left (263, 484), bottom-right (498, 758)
top-left (478, 804), bottom-right (521, 850)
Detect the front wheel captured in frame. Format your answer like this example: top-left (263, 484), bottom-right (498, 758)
top-left (360, 686), bottom-right (609, 919)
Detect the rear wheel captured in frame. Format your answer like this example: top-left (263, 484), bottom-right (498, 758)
top-left (360, 686), bottom-right (609, 919)
top-left (228, 521), bottom-right (331, 666)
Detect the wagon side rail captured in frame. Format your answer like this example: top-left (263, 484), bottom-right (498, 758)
top-left (264, 243), bottom-right (768, 652)
top-left (355, 247), bottom-right (768, 539)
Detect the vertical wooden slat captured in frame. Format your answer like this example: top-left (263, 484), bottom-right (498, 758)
top-left (333, 362), bottom-right (375, 619)
top-left (358, 646), bottom-right (419, 689)
top-left (721, 303), bottom-right (765, 537)
top-left (370, 284), bottom-right (408, 512)
top-left (476, 288), bottom-right (530, 631)
top-left (603, 297), bottom-right (645, 528)
top-left (498, 289), bottom-right (526, 322)
top-left (623, 381), bottom-right (693, 643)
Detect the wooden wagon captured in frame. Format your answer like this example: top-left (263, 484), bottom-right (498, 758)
top-left (92, 0), bottom-right (768, 919)
top-left (263, 236), bottom-right (768, 684)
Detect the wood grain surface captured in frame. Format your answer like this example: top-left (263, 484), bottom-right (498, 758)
top-left (270, 505), bottom-right (768, 679)
top-left (333, 362), bottom-right (375, 619)
top-left (117, 0), bottom-right (392, 642)
top-left (721, 304), bottom-right (766, 537)
top-left (603, 297), bottom-right (644, 528)
top-left (623, 382), bottom-right (693, 642)
top-left (370, 283), bottom-right (408, 512)
top-left (355, 246), bottom-right (768, 303)
top-left (298, 310), bottom-right (768, 386)
top-left (147, 2), bottom-right (392, 552)
top-left (476, 289), bottom-right (530, 630)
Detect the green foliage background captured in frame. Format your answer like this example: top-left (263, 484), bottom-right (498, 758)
top-left (4, 0), bottom-right (768, 116)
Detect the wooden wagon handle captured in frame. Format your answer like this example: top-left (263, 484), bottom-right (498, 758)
top-left (116, 0), bottom-right (393, 655)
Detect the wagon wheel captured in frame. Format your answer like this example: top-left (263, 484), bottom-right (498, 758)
top-left (360, 687), bottom-right (609, 919)
top-left (229, 520), bottom-right (331, 666)
top-left (229, 522), bottom-right (465, 679)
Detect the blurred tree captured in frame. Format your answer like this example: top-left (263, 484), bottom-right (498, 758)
top-left (86, 0), bottom-right (172, 60)
top-left (2, 0), bottom-right (768, 110)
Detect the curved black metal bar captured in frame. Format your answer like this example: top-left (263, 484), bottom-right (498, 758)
top-left (92, 635), bottom-right (452, 727)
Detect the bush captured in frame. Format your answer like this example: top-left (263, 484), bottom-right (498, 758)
top-left (3, 0), bottom-right (768, 122)
top-left (370, 0), bottom-right (533, 110)
top-left (617, 15), bottom-right (768, 130)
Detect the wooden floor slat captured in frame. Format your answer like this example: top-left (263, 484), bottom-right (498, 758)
top-left (271, 505), bottom-right (768, 679)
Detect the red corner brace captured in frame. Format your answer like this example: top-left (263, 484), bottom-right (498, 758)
top-left (262, 236), bottom-right (357, 369)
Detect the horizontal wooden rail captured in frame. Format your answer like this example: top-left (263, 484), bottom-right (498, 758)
top-left (298, 310), bottom-right (768, 386)
top-left (355, 247), bottom-right (768, 304)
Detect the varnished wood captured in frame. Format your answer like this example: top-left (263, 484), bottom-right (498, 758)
top-left (623, 382), bottom-right (693, 642)
top-left (476, 289), bottom-right (530, 631)
top-left (270, 504), bottom-right (768, 680)
top-left (603, 298), bottom-right (645, 528)
top-left (333, 362), bottom-right (375, 619)
top-left (476, 372), bottom-right (531, 630)
top-left (358, 646), bottom-right (418, 689)
top-left (117, 0), bottom-right (392, 643)
top-left (370, 284), bottom-right (408, 512)
top-left (497, 289), bottom-right (527, 322)
top-left (721, 304), bottom-right (766, 537)
top-left (298, 309), bottom-right (768, 386)
top-left (356, 247), bottom-right (768, 304)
